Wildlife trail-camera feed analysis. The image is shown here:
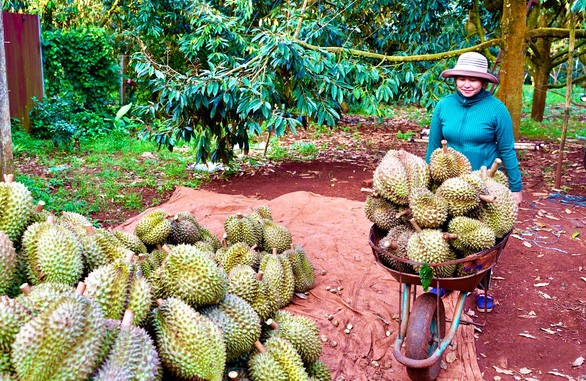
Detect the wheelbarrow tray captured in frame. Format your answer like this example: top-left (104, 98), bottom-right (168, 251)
top-left (369, 224), bottom-right (511, 293)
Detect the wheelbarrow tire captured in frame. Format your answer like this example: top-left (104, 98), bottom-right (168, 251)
top-left (404, 292), bottom-right (446, 381)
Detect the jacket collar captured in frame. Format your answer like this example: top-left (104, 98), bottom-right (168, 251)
top-left (455, 88), bottom-right (490, 107)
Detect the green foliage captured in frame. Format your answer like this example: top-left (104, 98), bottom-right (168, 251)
top-left (42, 26), bottom-right (119, 112)
top-left (419, 262), bottom-right (433, 291)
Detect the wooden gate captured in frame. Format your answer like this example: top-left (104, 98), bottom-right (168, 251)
top-left (3, 12), bottom-right (44, 132)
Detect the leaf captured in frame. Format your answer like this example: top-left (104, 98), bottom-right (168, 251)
top-left (540, 328), bottom-right (556, 334)
top-left (533, 283), bottom-right (549, 287)
top-left (419, 262), bottom-right (433, 291)
top-left (572, 232), bottom-right (580, 239)
top-left (519, 367), bottom-right (532, 374)
top-left (115, 103), bottom-right (132, 120)
top-left (493, 366), bottom-right (514, 375)
top-left (518, 333), bottom-right (537, 339)
top-left (523, 241), bottom-right (532, 248)
top-left (572, 356), bottom-right (584, 367)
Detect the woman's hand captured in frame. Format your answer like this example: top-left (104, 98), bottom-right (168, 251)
top-left (512, 191), bottom-right (523, 206)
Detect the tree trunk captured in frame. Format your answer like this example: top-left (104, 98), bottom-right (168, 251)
top-left (497, 0), bottom-right (527, 139)
top-left (0, 13), bottom-right (15, 178)
top-left (530, 59), bottom-right (550, 121)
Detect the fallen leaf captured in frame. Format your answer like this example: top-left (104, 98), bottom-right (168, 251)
top-left (538, 291), bottom-right (554, 299)
top-left (493, 366), bottom-right (514, 375)
top-left (445, 352), bottom-right (457, 363)
top-left (581, 277), bottom-right (586, 282)
top-left (565, 208), bottom-right (572, 214)
top-left (572, 232), bottom-right (580, 239)
top-left (511, 234), bottom-right (523, 240)
top-left (519, 333), bottom-right (537, 339)
top-left (572, 356), bottom-right (584, 367)
top-left (519, 367), bottom-right (532, 374)
top-left (548, 371), bottom-right (571, 378)
top-left (523, 241), bottom-right (532, 248)
top-left (544, 214), bottom-right (559, 220)
top-left (540, 328), bottom-right (556, 334)
top-left (534, 282), bottom-right (550, 287)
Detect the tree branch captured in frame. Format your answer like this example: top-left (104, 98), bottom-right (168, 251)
top-left (525, 27), bottom-right (586, 39)
top-left (294, 39), bottom-right (503, 62)
top-left (548, 74), bottom-right (586, 89)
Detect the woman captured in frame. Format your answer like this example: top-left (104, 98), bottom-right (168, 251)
top-left (425, 52), bottom-right (523, 312)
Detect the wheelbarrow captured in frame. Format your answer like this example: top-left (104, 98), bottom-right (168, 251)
top-left (368, 224), bottom-right (511, 381)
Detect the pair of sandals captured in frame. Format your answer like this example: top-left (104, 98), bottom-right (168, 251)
top-left (429, 288), bottom-right (494, 312)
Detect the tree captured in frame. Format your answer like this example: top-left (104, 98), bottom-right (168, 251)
top-left (1, 12), bottom-right (14, 177)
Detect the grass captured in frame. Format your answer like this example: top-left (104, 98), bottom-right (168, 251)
top-left (13, 130), bottom-right (207, 221)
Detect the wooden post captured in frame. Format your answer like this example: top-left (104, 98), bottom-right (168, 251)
top-left (554, 12), bottom-right (575, 189)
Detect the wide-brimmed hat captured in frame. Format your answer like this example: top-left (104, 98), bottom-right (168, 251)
top-left (441, 52), bottom-right (499, 84)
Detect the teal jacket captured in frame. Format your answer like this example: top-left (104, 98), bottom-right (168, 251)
top-left (425, 89), bottom-right (522, 192)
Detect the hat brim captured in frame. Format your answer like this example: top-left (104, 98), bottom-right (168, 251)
top-left (441, 69), bottom-right (499, 84)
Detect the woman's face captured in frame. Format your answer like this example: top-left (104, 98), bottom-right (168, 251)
top-left (456, 76), bottom-right (484, 97)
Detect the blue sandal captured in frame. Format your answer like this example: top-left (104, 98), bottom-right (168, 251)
top-left (476, 294), bottom-right (494, 312)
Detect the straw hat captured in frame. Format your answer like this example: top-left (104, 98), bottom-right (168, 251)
top-left (441, 52), bottom-right (498, 84)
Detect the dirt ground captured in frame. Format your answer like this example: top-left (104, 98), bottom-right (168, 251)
top-left (198, 115), bottom-right (586, 381)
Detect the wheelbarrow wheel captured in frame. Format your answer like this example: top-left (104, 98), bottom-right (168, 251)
top-left (404, 292), bottom-right (446, 381)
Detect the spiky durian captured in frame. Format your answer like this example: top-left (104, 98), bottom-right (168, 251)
top-left (92, 310), bottom-right (162, 381)
top-left (261, 220), bottom-right (292, 254)
top-left (0, 175), bottom-right (33, 244)
top-left (263, 310), bottom-right (322, 364)
top-left (0, 232), bottom-right (16, 295)
top-left (372, 149), bottom-right (430, 205)
top-left (364, 194), bottom-right (405, 230)
top-left (224, 213), bottom-right (263, 248)
top-left (159, 244), bottom-right (227, 307)
top-left (200, 293), bottom-right (261, 361)
top-left (21, 219), bottom-right (84, 286)
top-left (12, 290), bottom-right (107, 381)
top-left (248, 337), bottom-right (310, 381)
top-left (378, 224), bottom-right (416, 274)
top-left (0, 296), bottom-right (32, 353)
top-left (93, 227), bottom-right (129, 263)
top-left (134, 210), bottom-right (171, 246)
top-left (113, 230), bottom-right (148, 254)
top-left (218, 242), bottom-right (261, 274)
top-left (408, 187), bottom-right (448, 228)
top-left (151, 298), bottom-right (226, 381)
top-left (84, 252), bottom-right (152, 325)
top-left (198, 224), bottom-right (222, 251)
top-left (259, 251), bottom-right (294, 309)
top-left (435, 176), bottom-right (493, 217)
top-left (478, 176), bottom-right (518, 238)
top-left (168, 211), bottom-right (201, 245)
top-left (429, 140), bottom-right (472, 183)
top-left (406, 220), bottom-right (457, 278)
top-left (282, 243), bottom-right (315, 293)
top-left (306, 360), bottom-right (332, 381)
top-left (16, 282), bottom-right (74, 315)
top-left (447, 216), bottom-right (496, 255)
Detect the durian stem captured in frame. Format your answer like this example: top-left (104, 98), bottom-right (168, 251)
top-left (253, 341), bottom-right (267, 353)
top-left (256, 271), bottom-right (264, 281)
top-left (488, 158), bottom-right (502, 177)
top-left (409, 218), bottom-right (422, 233)
top-left (382, 240), bottom-right (399, 250)
top-left (3, 174), bottom-right (14, 183)
top-left (479, 194), bottom-right (496, 203)
top-left (20, 283), bottom-right (31, 295)
top-left (272, 248), bottom-right (277, 255)
top-left (121, 310), bottom-right (135, 327)
top-left (124, 250), bottom-right (135, 262)
top-left (480, 166), bottom-right (488, 179)
top-left (396, 208), bottom-right (412, 219)
top-left (84, 224), bottom-right (95, 236)
top-left (265, 319), bottom-right (279, 330)
top-left (443, 233), bottom-right (458, 240)
top-left (251, 244), bottom-right (258, 251)
top-left (46, 215), bottom-right (55, 224)
top-left (76, 282), bottom-right (86, 295)
top-left (228, 371), bottom-right (239, 381)
top-left (137, 254), bottom-right (146, 262)
top-left (360, 187), bottom-right (374, 194)
top-left (441, 139), bottom-right (448, 154)
top-left (156, 299), bottom-right (164, 307)
top-left (161, 245), bottom-right (172, 255)
top-left (34, 201), bottom-right (45, 213)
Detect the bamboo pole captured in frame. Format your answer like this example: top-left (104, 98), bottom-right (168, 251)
top-left (555, 11), bottom-right (575, 189)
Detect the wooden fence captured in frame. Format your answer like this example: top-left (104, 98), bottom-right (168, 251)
top-left (3, 12), bottom-right (44, 132)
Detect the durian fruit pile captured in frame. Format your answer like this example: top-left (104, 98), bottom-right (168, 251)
top-left (366, 141), bottom-right (518, 278)
top-left (0, 173), bottom-right (330, 381)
